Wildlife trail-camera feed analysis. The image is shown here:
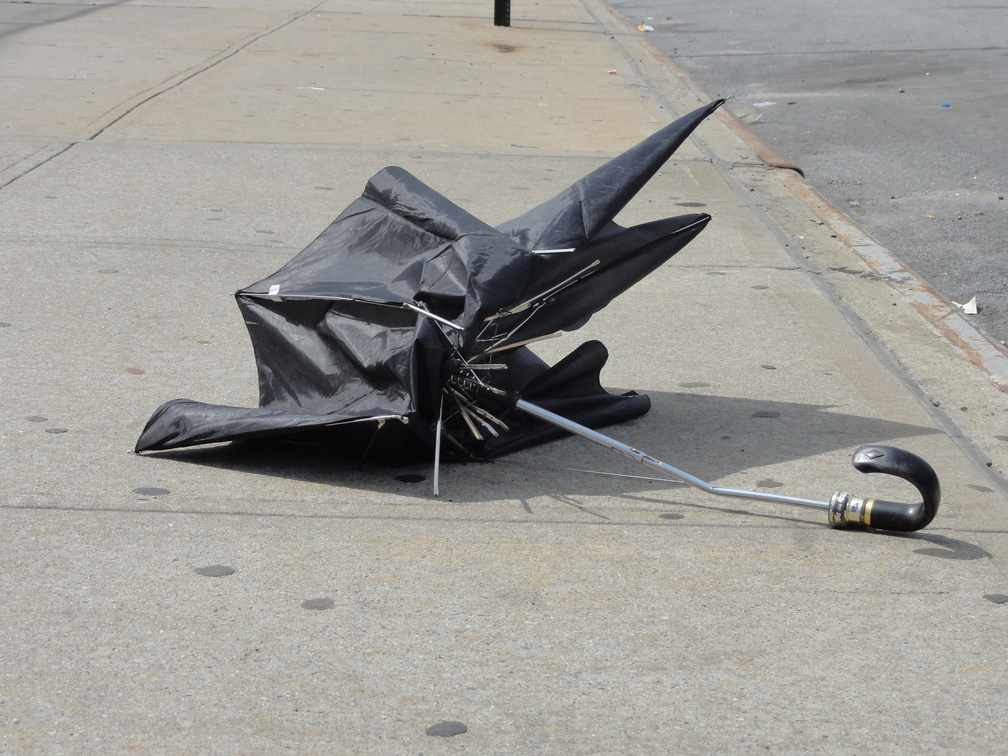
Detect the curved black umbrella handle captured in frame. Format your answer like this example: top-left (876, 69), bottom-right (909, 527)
top-left (828, 445), bottom-right (941, 532)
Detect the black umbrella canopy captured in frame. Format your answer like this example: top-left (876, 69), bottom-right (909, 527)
top-left (136, 100), bottom-right (724, 461)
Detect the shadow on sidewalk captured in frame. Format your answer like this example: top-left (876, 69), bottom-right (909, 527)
top-left (140, 390), bottom-right (942, 501)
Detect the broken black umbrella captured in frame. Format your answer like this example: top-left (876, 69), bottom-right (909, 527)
top-left (136, 100), bottom-right (940, 532)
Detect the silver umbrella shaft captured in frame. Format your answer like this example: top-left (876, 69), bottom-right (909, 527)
top-left (515, 398), bottom-right (829, 510)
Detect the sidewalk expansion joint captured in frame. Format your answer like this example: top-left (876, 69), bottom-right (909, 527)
top-left (87, 1), bottom-right (327, 142)
top-left (0, 1), bottom-right (327, 192)
top-left (0, 141), bottom-right (78, 192)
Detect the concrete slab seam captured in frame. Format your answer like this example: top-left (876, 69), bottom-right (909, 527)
top-left (0, 1), bottom-right (327, 192)
top-left (0, 142), bottom-right (79, 192)
top-left (88, 1), bottom-right (328, 141)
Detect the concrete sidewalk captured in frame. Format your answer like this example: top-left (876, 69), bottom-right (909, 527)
top-left (2, 0), bottom-right (1007, 751)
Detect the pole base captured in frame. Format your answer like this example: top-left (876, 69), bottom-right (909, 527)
top-left (494, 0), bottom-right (510, 26)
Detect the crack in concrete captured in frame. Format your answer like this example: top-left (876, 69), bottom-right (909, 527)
top-left (0, 1), bottom-right (325, 191)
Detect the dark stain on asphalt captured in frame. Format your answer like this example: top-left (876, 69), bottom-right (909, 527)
top-left (195, 565), bottom-right (236, 577)
top-left (134, 487), bottom-right (170, 496)
top-left (301, 598), bottom-right (335, 610)
top-left (426, 721), bottom-right (468, 737)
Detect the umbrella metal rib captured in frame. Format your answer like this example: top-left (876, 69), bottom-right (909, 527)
top-left (514, 398), bottom-right (830, 511)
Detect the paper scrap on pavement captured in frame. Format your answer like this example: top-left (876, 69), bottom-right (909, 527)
top-left (951, 296), bottom-right (979, 314)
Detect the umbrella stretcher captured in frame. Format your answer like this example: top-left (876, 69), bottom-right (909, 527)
top-left (136, 101), bottom-right (940, 532)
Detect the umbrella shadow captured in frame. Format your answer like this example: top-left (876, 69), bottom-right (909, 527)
top-left (904, 531), bottom-right (993, 561)
top-left (142, 390), bottom-right (942, 504)
top-left (615, 390), bottom-right (941, 478)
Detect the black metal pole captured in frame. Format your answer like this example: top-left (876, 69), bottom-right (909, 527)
top-left (494, 0), bottom-right (510, 26)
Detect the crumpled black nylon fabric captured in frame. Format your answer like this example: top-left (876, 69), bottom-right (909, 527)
top-left (135, 100), bottom-right (724, 461)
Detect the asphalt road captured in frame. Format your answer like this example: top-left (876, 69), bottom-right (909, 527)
top-left (611, 0), bottom-right (1008, 347)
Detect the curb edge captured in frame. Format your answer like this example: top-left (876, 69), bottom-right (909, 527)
top-left (590, 0), bottom-right (1008, 394)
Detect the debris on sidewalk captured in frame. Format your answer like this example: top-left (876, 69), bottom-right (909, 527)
top-left (952, 295), bottom-right (979, 314)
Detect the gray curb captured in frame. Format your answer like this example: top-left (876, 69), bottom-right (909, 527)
top-left (590, 0), bottom-right (1008, 394)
